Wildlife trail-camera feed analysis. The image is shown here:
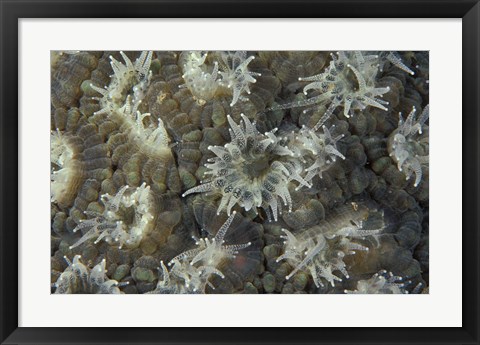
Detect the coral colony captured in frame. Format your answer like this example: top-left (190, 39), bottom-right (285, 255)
top-left (51, 51), bottom-right (429, 294)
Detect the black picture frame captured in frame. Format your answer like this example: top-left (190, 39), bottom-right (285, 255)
top-left (1, 0), bottom-right (478, 344)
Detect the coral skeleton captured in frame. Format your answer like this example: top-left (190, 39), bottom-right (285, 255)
top-left (182, 114), bottom-right (311, 221)
top-left (388, 105), bottom-right (429, 187)
top-left (53, 255), bottom-right (127, 294)
top-left (276, 205), bottom-right (384, 288)
top-left (150, 211), bottom-right (251, 293)
top-left (70, 183), bottom-right (155, 249)
top-left (90, 51), bottom-right (153, 116)
top-left (218, 51), bottom-right (261, 106)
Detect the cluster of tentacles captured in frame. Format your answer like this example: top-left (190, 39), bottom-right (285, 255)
top-left (51, 50), bottom-right (429, 294)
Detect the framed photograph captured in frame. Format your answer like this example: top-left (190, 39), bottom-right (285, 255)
top-left (1, 0), bottom-right (478, 344)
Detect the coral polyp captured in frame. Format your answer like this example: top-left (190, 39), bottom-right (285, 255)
top-left (292, 124), bottom-right (346, 183)
top-left (277, 51), bottom-right (391, 119)
top-left (183, 114), bottom-right (309, 221)
top-left (148, 259), bottom-right (219, 294)
top-left (218, 51), bottom-right (261, 106)
top-left (176, 214), bottom-right (250, 267)
top-left (151, 211), bottom-right (252, 293)
top-left (112, 102), bottom-right (171, 150)
top-left (127, 110), bottom-right (170, 148)
top-left (90, 51), bottom-right (153, 115)
top-left (276, 205), bottom-right (385, 288)
top-left (388, 105), bottom-right (429, 187)
top-left (306, 51), bottom-right (390, 116)
top-left (179, 51), bottom-right (220, 105)
top-left (70, 183), bottom-right (155, 249)
top-left (50, 130), bottom-right (84, 207)
top-left (344, 270), bottom-right (408, 294)
top-left (178, 50), bottom-right (262, 107)
top-left (53, 255), bottom-right (127, 294)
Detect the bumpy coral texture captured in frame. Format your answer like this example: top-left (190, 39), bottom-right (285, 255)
top-left (51, 50), bottom-right (429, 295)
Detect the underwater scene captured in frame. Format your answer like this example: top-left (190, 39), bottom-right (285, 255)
top-left (51, 51), bottom-right (429, 294)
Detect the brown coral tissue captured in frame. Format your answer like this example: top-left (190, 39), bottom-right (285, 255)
top-left (51, 50), bottom-right (429, 294)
